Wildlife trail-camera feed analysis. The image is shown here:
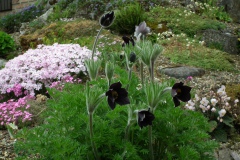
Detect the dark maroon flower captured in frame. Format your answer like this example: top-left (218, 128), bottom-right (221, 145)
top-left (105, 82), bottom-right (130, 110)
top-left (99, 11), bottom-right (115, 28)
top-left (138, 108), bottom-right (155, 129)
top-left (129, 52), bottom-right (136, 63)
top-left (122, 36), bottom-right (135, 47)
top-left (171, 82), bottom-right (192, 107)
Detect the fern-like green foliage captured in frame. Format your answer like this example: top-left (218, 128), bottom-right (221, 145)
top-left (0, 31), bottom-right (15, 58)
top-left (15, 67), bottom-right (218, 160)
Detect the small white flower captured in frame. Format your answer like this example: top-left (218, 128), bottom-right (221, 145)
top-left (157, 24), bottom-right (162, 29)
top-left (187, 100), bottom-right (195, 107)
top-left (207, 105), bottom-right (211, 110)
top-left (211, 107), bottom-right (216, 112)
top-left (195, 94), bottom-right (200, 101)
top-left (136, 84), bottom-right (142, 90)
top-left (217, 85), bottom-right (226, 96)
top-left (200, 97), bottom-right (209, 106)
top-left (210, 98), bottom-right (218, 106)
top-left (218, 109), bottom-right (226, 117)
top-left (200, 104), bottom-right (207, 112)
top-left (219, 118), bottom-right (223, 122)
top-left (234, 99), bottom-right (239, 104)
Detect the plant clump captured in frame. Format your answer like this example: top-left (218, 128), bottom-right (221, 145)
top-left (184, 85), bottom-right (239, 142)
top-left (0, 31), bottom-right (16, 58)
top-left (12, 14), bottom-right (219, 159)
top-left (147, 5), bottom-right (225, 37)
top-left (110, 2), bottom-right (147, 34)
top-left (0, 5), bottom-right (43, 33)
top-left (20, 20), bottom-right (98, 50)
top-left (0, 43), bottom-right (100, 96)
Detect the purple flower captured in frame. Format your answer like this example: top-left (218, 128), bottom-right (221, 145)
top-left (134, 21), bottom-right (150, 39)
top-left (171, 82), bottom-right (192, 107)
top-left (105, 82), bottom-right (130, 110)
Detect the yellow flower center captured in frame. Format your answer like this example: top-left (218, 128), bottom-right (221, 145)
top-left (111, 90), bottom-right (118, 99)
top-left (177, 88), bottom-right (181, 94)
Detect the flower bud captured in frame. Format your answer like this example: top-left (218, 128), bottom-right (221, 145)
top-left (129, 52), bottom-right (136, 63)
top-left (151, 43), bottom-right (163, 63)
top-left (105, 62), bottom-right (115, 82)
top-left (99, 11), bottom-right (115, 28)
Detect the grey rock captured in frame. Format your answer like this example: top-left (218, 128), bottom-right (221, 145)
top-left (219, 0), bottom-right (240, 23)
top-left (231, 151), bottom-right (240, 160)
top-left (159, 66), bottom-right (205, 79)
top-left (201, 29), bottom-right (239, 54)
top-left (218, 148), bottom-right (232, 160)
top-left (19, 22), bottom-right (30, 36)
top-left (38, 8), bottom-right (53, 22)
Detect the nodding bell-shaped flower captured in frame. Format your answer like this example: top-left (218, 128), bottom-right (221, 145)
top-left (122, 36), bottom-right (135, 47)
top-left (99, 11), bottom-right (115, 28)
top-left (134, 21), bottom-right (150, 40)
top-left (105, 82), bottom-right (130, 110)
top-left (129, 52), bottom-right (137, 63)
top-left (171, 82), bottom-right (192, 107)
top-left (137, 108), bottom-right (155, 129)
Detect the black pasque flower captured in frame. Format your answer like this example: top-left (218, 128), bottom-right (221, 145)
top-left (138, 108), bottom-right (155, 129)
top-left (99, 11), bottom-right (115, 28)
top-left (129, 52), bottom-right (136, 63)
top-left (105, 82), bottom-right (130, 110)
top-left (171, 82), bottom-right (192, 107)
top-left (122, 36), bottom-right (135, 47)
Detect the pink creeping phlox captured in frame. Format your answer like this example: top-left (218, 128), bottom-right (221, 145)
top-left (49, 75), bottom-right (82, 91)
top-left (0, 95), bottom-right (34, 126)
top-left (0, 43), bottom-right (100, 96)
top-left (6, 83), bottom-right (24, 97)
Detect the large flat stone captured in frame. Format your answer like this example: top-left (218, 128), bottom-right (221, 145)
top-left (159, 66), bottom-right (205, 79)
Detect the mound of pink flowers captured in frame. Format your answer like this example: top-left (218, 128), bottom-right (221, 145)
top-left (0, 96), bottom-right (33, 125)
top-left (0, 43), bottom-right (100, 96)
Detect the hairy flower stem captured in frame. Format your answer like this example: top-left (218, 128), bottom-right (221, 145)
top-left (89, 112), bottom-right (100, 160)
top-left (107, 79), bottom-right (111, 87)
top-left (140, 62), bottom-right (144, 86)
top-left (124, 123), bottom-right (131, 141)
top-left (92, 26), bottom-right (103, 59)
top-left (148, 125), bottom-right (154, 160)
top-left (126, 68), bottom-right (132, 91)
top-left (6, 126), bottom-right (14, 139)
top-left (150, 61), bottom-right (154, 82)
